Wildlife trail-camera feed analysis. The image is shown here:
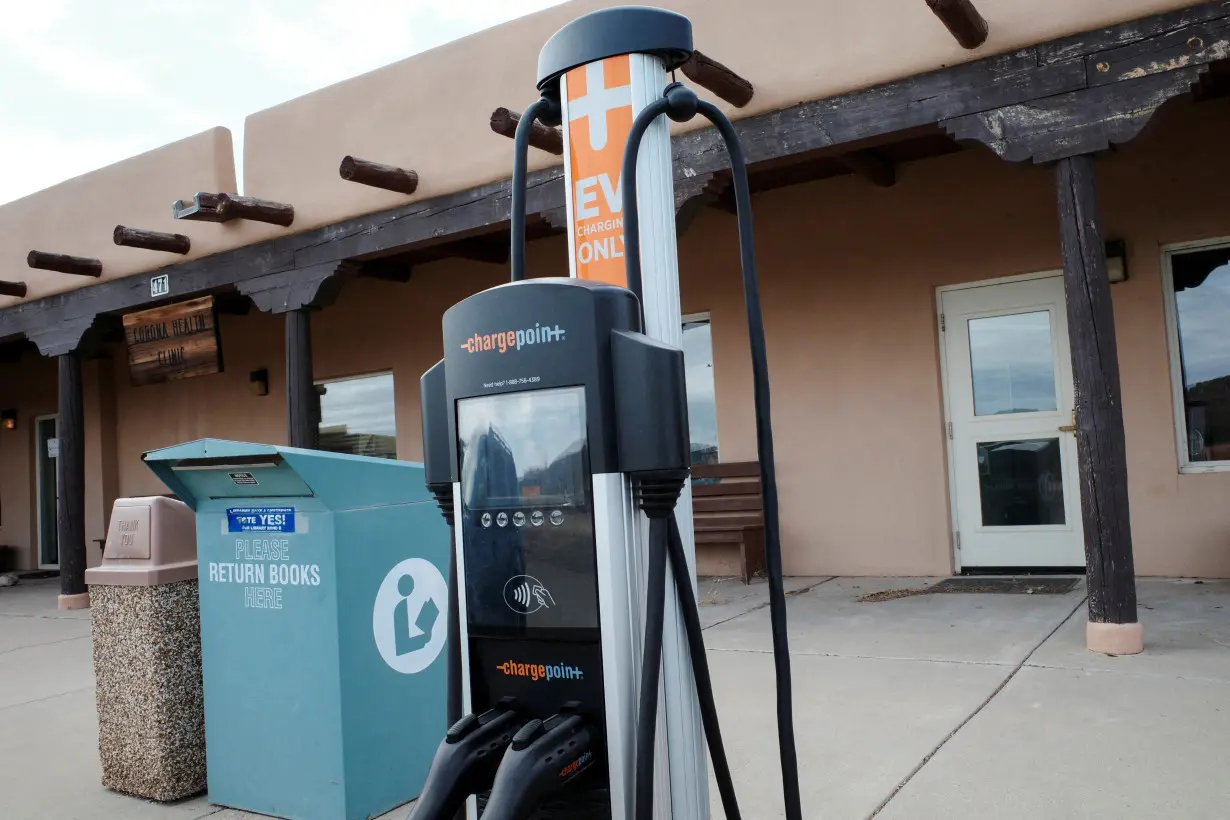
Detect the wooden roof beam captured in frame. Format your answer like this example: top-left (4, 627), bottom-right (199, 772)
top-left (682, 51), bottom-right (755, 108)
top-left (213, 291), bottom-right (253, 315)
top-left (217, 194), bottom-right (294, 227)
top-left (173, 192), bottom-right (295, 227)
top-left (450, 235), bottom-right (509, 265)
top-left (339, 156), bottom-right (420, 195)
top-left (0, 281), bottom-right (27, 298)
top-left (837, 149), bottom-right (896, 187)
top-left (926, 0), bottom-right (989, 49)
top-left (113, 225), bottom-right (191, 255)
top-left (27, 251), bottom-right (102, 277)
top-left (358, 258), bottom-right (413, 283)
top-left (490, 108), bottom-right (564, 155)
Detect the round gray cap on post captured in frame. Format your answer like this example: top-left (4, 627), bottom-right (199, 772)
top-left (536, 6), bottom-right (694, 92)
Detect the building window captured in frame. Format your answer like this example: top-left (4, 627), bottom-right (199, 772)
top-left (682, 315), bottom-right (719, 465)
top-left (317, 372), bottom-right (398, 459)
top-left (1164, 242), bottom-right (1230, 471)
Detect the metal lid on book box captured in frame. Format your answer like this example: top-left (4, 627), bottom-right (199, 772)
top-left (85, 497), bottom-right (198, 586)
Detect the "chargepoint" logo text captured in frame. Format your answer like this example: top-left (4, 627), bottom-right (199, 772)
top-left (496, 660), bottom-right (585, 681)
top-left (460, 323), bottom-right (566, 354)
top-left (559, 750), bottom-right (594, 780)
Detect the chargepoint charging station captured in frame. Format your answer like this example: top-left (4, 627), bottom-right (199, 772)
top-left (414, 8), bottom-right (802, 820)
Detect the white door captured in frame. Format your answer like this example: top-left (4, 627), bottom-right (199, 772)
top-left (940, 275), bottom-right (1084, 569)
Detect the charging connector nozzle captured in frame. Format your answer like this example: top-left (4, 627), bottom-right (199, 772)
top-left (479, 704), bottom-right (598, 820)
top-left (411, 699), bottom-right (524, 820)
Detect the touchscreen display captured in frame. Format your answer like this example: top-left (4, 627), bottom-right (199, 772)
top-left (457, 386), bottom-right (598, 635)
top-left (458, 387), bottom-right (588, 511)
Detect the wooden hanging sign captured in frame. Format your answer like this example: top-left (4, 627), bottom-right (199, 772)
top-left (123, 296), bottom-right (222, 386)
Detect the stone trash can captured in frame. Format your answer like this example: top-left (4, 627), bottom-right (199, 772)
top-left (85, 496), bottom-right (205, 802)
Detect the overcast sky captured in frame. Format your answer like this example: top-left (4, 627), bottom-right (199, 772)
top-left (1175, 263), bottom-right (1230, 388)
top-left (0, 0), bottom-right (566, 206)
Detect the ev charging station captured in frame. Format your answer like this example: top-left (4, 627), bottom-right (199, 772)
top-left (413, 7), bottom-right (803, 820)
top-left (419, 278), bottom-right (692, 820)
top-left (549, 8), bottom-right (705, 818)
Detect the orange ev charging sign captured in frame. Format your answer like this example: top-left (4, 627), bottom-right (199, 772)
top-left (564, 55), bottom-right (634, 287)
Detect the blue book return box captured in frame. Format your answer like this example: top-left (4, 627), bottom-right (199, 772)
top-left (144, 439), bottom-right (452, 820)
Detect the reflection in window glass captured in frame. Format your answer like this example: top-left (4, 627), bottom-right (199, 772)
top-left (977, 438), bottom-right (1066, 527)
top-left (968, 311), bottom-right (1058, 416)
top-left (1171, 247), bottom-right (1230, 463)
top-left (457, 387), bottom-right (588, 510)
top-left (318, 373), bottom-right (397, 459)
top-left (682, 318), bottom-right (719, 465)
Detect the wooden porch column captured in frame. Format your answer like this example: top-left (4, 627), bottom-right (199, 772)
top-left (286, 308), bottom-right (319, 449)
top-left (1054, 154), bottom-right (1142, 655)
top-left (57, 352), bottom-right (88, 610)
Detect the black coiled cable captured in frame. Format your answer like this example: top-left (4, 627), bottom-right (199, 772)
top-left (509, 95), bottom-right (559, 283)
top-left (623, 84), bottom-right (804, 820)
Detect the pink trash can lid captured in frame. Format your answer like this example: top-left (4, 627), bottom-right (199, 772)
top-left (85, 497), bottom-right (197, 587)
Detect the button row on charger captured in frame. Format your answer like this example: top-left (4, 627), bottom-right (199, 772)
top-left (479, 510), bottom-right (565, 528)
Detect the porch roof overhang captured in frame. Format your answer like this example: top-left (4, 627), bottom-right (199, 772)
top-left (3, 0), bottom-right (1229, 356)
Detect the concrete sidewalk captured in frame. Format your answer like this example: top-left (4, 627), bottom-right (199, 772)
top-left (1, 575), bottom-right (1227, 819)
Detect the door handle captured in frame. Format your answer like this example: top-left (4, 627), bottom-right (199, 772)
top-left (1058, 424), bottom-right (1076, 433)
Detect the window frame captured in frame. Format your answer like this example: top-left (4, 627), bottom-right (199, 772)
top-left (1161, 237), bottom-right (1230, 474)
top-left (314, 370), bottom-right (398, 459)
top-left (680, 312), bottom-right (719, 465)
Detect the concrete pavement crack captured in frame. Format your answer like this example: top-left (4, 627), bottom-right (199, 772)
top-left (865, 593), bottom-right (1089, 819)
top-left (0, 684), bottom-right (94, 713)
top-left (1022, 660), bottom-right (1230, 685)
top-left (701, 576), bottom-right (837, 632)
top-left (0, 611), bottom-right (89, 621)
top-left (707, 647), bottom-right (1017, 668)
top-left (0, 633), bottom-right (91, 656)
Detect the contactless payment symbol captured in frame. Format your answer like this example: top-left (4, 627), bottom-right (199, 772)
top-left (504, 574), bottom-right (556, 615)
top-left (373, 558), bottom-right (448, 674)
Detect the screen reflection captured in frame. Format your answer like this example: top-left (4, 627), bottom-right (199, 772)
top-left (457, 387), bottom-right (597, 633)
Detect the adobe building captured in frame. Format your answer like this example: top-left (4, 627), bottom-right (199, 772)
top-left (1, 1), bottom-right (1228, 635)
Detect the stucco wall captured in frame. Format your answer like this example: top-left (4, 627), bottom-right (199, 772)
top-left (1097, 97), bottom-right (1230, 578)
top-left (677, 94), bottom-right (1230, 578)
top-left (113, 239), bottom-right (566, 499)
top-left (111, 307), bottom-right (285, 499)
top-left (0, 355), bottom-right (121, 570)
top-left (0, 128), bottom-right (243, 311)
top-left (70, 93), bottom-right (1230, 580)
top-left (0, 353), bottom-right (58, 569)
top-left (240, 0), bottom-right (1200, 236)
top-left (0, 1), bottom-right (1205, 308)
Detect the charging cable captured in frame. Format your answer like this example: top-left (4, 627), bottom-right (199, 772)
top-left (509, 93), bottom-right (562, 283)
top-left (623, 83), bottom-right (804, 820)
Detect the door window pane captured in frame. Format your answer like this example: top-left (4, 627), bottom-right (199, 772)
top-left (682, 318), bottom-right (719, 465)
top-left (1171, 247), bottom-right (1230, 463)
top-left (37, 418), bottom-right (59, 566)
top-left (977, 438), bottom-right (1066, 526)
top-left (968, 311), bottom-right (1058, 416)
top-left (318, 373), bottom-right (397, 459)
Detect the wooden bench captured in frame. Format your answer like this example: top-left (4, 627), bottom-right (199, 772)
top-left (691, 462), bottom-right (766, 584)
